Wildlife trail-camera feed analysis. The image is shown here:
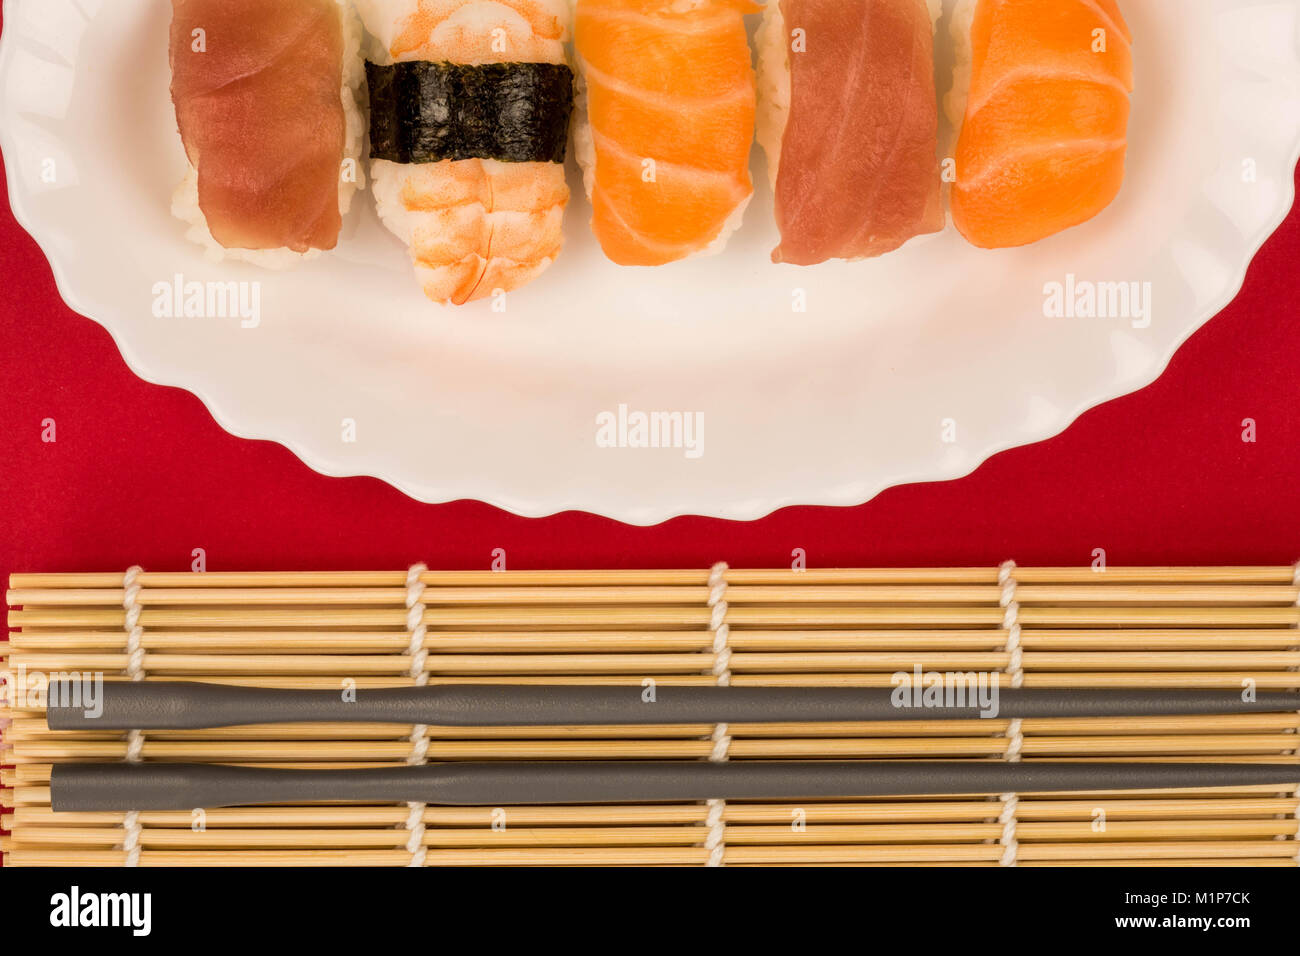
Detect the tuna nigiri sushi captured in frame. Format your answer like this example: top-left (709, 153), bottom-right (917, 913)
top-left (946, 0), bottom-right (1134, 249)
top-left (355, 0), bottom-right (576, 306)
top-left (573, 0), bottom-right (758, 267)
top-left (169, 0), bottom-right (365, 268)
top-left (757, 0), bottom-right (944, 265)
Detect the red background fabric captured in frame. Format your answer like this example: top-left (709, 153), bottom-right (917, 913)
top-left (1, 42), bottom-right (1297, 579)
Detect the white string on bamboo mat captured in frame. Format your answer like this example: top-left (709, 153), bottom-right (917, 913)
top-left (120, 565), bottom-right (146, 867)
top-left (996, 560), bottom-right (1024, 867)
top-left (402, 563), bottom-right (430, 868)
top-left (703, 561), bottom-right (732, 868)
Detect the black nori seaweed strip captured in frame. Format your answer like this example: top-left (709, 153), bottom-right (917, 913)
top-left (366, 61), bottom-right (574, 164)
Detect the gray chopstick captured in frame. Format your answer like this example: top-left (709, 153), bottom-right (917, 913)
top-left (43, 681), bottom-right (1300, 730)
top-left (50, 761), bottom-right (1300, 811)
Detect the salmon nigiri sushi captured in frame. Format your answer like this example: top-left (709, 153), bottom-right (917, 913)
top-left (757, 0), bottom-right (944, 265)
top-left (573, 0), bottom-right (757, 266)
top-left (946, 0), bottom-right (1134, 249)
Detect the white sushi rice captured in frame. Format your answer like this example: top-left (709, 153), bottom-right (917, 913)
top-left (754, 1), bottom-right (790, 192)
top-left (172, 0), bottom-right (366, 269)
top-left (572, 70), bottom-right (597, 211)
top-left (756, 0), bottom-right (944, 191)
top-left (701, 188), bottom-right (751, 258)
top-left (367, 160), bottom-right (415, 250)
top-left (351, 0), bottom-right (404, 66)
top-left (944, 0), bottom-right (978, 146)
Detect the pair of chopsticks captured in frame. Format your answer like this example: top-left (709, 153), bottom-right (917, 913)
top-left (48, 682), bottom-right (1300, 811)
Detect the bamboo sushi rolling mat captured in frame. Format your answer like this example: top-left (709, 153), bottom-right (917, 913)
top-left (3, 564), bottom-right (1300, 867)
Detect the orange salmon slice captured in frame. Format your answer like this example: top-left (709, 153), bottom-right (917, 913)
top-left (576, 0), bottom-right (758, 266)
top-left (952, 0), bottom-right (1134, 249)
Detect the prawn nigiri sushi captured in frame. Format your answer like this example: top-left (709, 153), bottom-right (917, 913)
top-left (946, 0), bottom-right (1134, 249)
top-left (169, 0), bottom-right (366, 268)
top-left (573, 0), bottom-right (758, 266)
top-left (756, 0), bottom-right (944, 265)
top-left (355, 0), bottom-right (576, 305)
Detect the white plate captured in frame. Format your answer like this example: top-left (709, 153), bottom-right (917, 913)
top-left (3, 0), bottom-right (1299, 524)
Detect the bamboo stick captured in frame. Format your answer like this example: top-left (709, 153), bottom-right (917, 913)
top-left (1022, 859), bottom-right (1296, 868)
top-left (6, 840), bottom-right (1299, 866)
top-left (4, 849), bottom-right (1291, 867)
top-left (8, 672), bottom-right (1300, 694)
top-left (13, 608), bottom-right (1299, 632)
top-left (10, 567), bottom-right (1298, 589)
top-left (9, 795), bottom-right (1296, 828)
top-left (10, 605), bottom-right (1300, 630)
top-left (8, 628), bottom-right (1299, 653)
top-left (10, 584), bottom-right (1299, 607)
top-left (12, 818), bottom-right (1300, 850)
top-left (9, 649), bottom-right (1300, 675)
top-left (11, 733), bottom-right (1300, 762)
